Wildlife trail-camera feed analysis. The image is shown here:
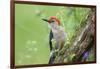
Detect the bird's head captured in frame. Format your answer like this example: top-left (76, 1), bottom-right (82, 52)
top-left (42, 16), bottom-right (61, 29)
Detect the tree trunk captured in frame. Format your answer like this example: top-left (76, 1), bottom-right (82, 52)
top-left (53, 8), bottom-right (96, 63)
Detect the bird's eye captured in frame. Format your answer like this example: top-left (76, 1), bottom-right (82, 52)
top-left (51, 20), bottom-right (55, 22)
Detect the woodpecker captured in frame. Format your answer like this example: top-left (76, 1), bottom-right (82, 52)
top-left (42, 16), bottom-right (67, 64)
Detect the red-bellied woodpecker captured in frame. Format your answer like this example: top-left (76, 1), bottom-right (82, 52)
top-left (42, 16), bottom-right (67, 64)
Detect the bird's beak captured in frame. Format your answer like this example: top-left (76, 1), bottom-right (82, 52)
top-left (42, 19), bottom-right (49, 22)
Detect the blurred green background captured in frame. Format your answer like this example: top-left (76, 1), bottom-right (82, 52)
top-left (15, 4), bottom-right (91, 65)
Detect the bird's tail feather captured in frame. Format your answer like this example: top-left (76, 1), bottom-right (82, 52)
top-left (49, 51), bottom-right (56, 64)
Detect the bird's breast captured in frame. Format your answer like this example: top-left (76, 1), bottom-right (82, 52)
top-left (51, 28), bottom-right (66, 42)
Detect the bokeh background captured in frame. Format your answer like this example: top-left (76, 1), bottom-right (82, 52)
top-left (15, 4), bottom-right (92, 65)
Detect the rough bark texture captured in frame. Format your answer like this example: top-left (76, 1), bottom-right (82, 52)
top-left (52, 8), bottom-right (96, 64)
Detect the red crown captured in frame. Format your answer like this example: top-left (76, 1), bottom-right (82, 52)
top-left (49, 16), bottom-right (60, 25)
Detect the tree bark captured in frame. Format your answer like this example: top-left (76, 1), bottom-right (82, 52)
top-left (53, 8), bottom-right (96, 63)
